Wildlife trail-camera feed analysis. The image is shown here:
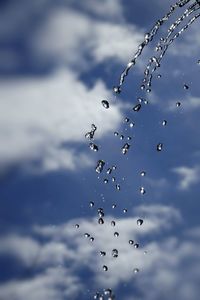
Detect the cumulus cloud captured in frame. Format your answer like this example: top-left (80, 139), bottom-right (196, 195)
top-left (173, 165), bottom-right (200, 190)
top-left (0, 204), bottom-right (186, 300)
top-left (0, 70), bottom-right (122, 172)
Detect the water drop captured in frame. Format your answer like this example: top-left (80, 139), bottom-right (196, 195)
top-left (157, 74), bottom-right (162, 79)
top-left (176, 102), bottom-right (181, 107)
top-left (75, 224), bottom-right (79, 229)
top-left (157, 143), bottom-right (163, 152)
top-left (112, 165), bottom-right (117, 170)
top-left (133, 104), bottom-right (142, 112)
top-left (140, 187), bottom-right (146, 195)
top-left (90, 201), bottom-right (94, 208)
top-left (111, 220), bottom-right (116, 227)
top-left (129, 240), bottom-right (134, 245)
top-left (134, 243), bottom-right (139, 249)
top-left (137, 219), bottom-right (144, 226)
top-left (116, 184), bottom-right (121, 191)
top-left (94, 292), bottom-right (101, 299)
top-left (124, 117), bottom-right (130, 123)
top-left (98, 218), bottom-right (104, 225)
top-left (106, 168), bottom-right (112, 175)
top-left (89, 143), bottom-right (99, 152)
top-left (183, 84), bottom-right (189, 90)
top-left (90, 237), bottom-right (94, 242)
top-left (162, 120), bottom-right (167, 126)
top-left (112, 249), bottom-right (118, 258)
top-left (84, 233), bottom-right (90, 238)
top-left (112, 177), bottom-right (116, 182)
top-left (130, 122), bottom-right (135, 128)
top-left (114, 232), bottom-right (119, 237)
top-left (114, 132), bottom-right (119, 136)
top-left (113, 86), bottom-right (121, 94)
top-left (133, 268), bottom-right (139, 273)
top-left (103, 265), bottom-right (108, 271)
top-left (100, 251), bottom-right (106, 257)
top-left (120, 135), bottom-right (124, 140)
top-left (140, 171), bottom-right (146, 177)
top-left (98, 211), bottom-right (104, 218)
top-left (104, 179), bottom-right (108, 184)
top-left (96, 160), bottom-right (105, 173)
top-left (122, 143), bottom-right (130, 155)
top-left (146, 88), bottom-right (151, 93)
top-left (104, 289), bottom-right (112, 296)
top-left (127, 136), bottom-right (132, 141)
top-left (123, 208), bottom-right (128, 213)
top-left (112, 204), bottom-right (116, 209)
top-left (101, 100), bottom-right (110, 109)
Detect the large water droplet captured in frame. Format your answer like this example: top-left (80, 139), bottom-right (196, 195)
top-left (133, 268), bottom-right (139, 273)
top-left (137, 219), bottom-right (144, 226)
top-left (133, 104), bottom-right (142, 112)
top-left (140, 187), bottom-right (146, 195)
top-left (157, 143), bottom-right (163, 152)
top-left (162, 120), bottom-right (167, 126)
top-left (103, 265), bottom-right (108, 271)
top-left (98, 218), bottom-right (104, 225)
top-left (96, 160), bottom-right (105, 173)
top-left (102, 100), bottom-right (110, 109)
top-left (114, 232), bottom-right (119, 237)
top-left (112, 249), bottom-right (118, 258)
top-left (122, 143), bottom-right (130, 155)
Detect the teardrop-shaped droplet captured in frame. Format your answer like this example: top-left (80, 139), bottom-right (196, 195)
top-left (116, 184), bottom-right (121, 191)
top-left (112, 249), bottom-right (118, 258)
top-left (112, 177), bottom-right (116, 182)
top-left (133, 104), bottom-right (141, 112)
top-left (140, 187), bottom-right (146, 195)
top-left (106, 168), bottom-right (112, 175)
top-left (98, 218), bottom-right (104, 225)
top-left (101, 100), bottom-right (110, 109)
top-left (162, 120), bottom-right (167, 126)
top-left (137, 219), bottom-right (144, 226)
top-left (183, 84), bottom-right (189, 90)
top-left (122, 143), bottom-right (130, 155)
top-left (103, 265), bottom-right (108, 271)
top-left (89, 201), bottom-right (94, 208)
top-left (157, 143), bottom-right (163, 152)
top-left (120, 135), bottom-right (124, 140)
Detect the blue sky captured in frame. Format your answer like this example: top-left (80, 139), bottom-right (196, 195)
top-left (0, 0), bottom-right (200, 299)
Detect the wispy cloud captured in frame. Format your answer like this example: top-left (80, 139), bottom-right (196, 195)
top-left (173, 165), bottom-right (200, 190)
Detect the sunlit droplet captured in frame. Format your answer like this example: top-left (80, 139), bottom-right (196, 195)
top-left (75, 224), bottom-right (79, 229)
top-left (111, 220), bottom-right (116, 227)
top-left (157, 143), bottom-right (163, 152)
top-left (134, 243), bottom-right (139, 249)
top-left (104, 179), bottom-right (108, 184)
top-left (114, 232), bottom-right (119, 237)
top-left (162, 120), bottom-right (167, 126)
top-left (89, 201), bottom-right (94, 208)
top-left (129, 240), bottom-right (134, 245)
top-left (133, 104), bottom-right (141, 112)
top-left (101, 100), bottom-right (110, 109)
top-left (122, 143), bottom-right (130, 155)
top-left (130, 122), bottom-right (135, 128)
top-left (140, 187), bottom-right (146, 195)
top-left (98, 218), bottom-right (104, 225)
top-left (112, 249), bottom-right (118, 258)
top-left (96, 160), bottom-right (105, 173)
top-left (133, 268), bottom-right (139, 273)
top-left (140, 171), bottom-right (146, 177)
top-left (113, 86), bottom-right (121, 94)
top-left (103, 265), bottom-right (108, 271)
top-left (137, 219), bottom-right (144, 226)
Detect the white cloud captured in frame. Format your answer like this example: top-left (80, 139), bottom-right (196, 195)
top-left (0, 70), bottom-right (122, 172)
top-left (173, 165), bottom-right (200, 190)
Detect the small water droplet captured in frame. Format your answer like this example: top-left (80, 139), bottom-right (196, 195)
top-left (106, 168), bottom-right (112, 175)
top-left (75, 224), bottom-right (79, 229)
top-left (157, 143), bottom-right (163, 152)
top-left (112, 249), bottom-right (118, 258)
top-left (89, 201), bottom-right (94, 208)
top-left (90, 237), bottom-right (94, 242)
top-left (98, 218), bottom-right (104, 225)
top-left (100, 251), bottom-right (106, 257)
top-left (146, 88), bottom-right (151, 93)
top-left (134, 243), bottom-right (139, 249)
top-left (123, 208), bottom-right (128, 213)
top-left (84, 233), bottom-right (90, 238)
top-left (133, 104), bottom-right (141, 112)
top-left (127, 136), bottom-right (132, 141)
top-left (103, 265), bottom-right (108, 271)
top-left (129, 240), bottom-right (134, 245)
top-left (112, 204), bottom-right (116, 209)
top-left (183, 84), bottom-right (189, 90)
top-left (112, 165), bottom-right (117, 170)
top-left (124, 117), bottom-right (130, 123)
top-left (140, 171), bottom-right (146, 177)
top-left (133, 268), bottom-right (139, 273)
top-left (111, 220), bottom-right (116, 227)
top-left (116, 184), bottom-right (121, 191)
top-left (140, 187), bottom-right (146, 195)
top-left (114, 232), bottom-right (119, 237)
top-left (122, 143), bottom-right (130, 155)
top-left (157, 74), bottom-right (162, 79)
top-left (104, 179), bottom-right (108, 184)
top-left (114, 131), bottom-right (119, 136)
top-left (130, 122), bottom-right (135, 128)
top-left (101, 100), bottom-right (110, 109)
top-left (104, 289), bottom-right (112, 296)
top-left (112, 177), bottom-right (116, 182)
top-left (137, 219), bottom-right (144, 226)
top-left (141, 84), bottom-right (145, 90)
top-left (113, 86), bottom-right (121, 94)
top-left (98, 210), bottom-right (104, 218)
top-left (120, 135), bottom-right (124, 140)
top-left (162, 120), bottom-right (167, 126)
top-left (176, 102), bottom-right (181, 107)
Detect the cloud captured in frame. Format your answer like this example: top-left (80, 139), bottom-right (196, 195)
top-left (0, 70), bottom-right (122, 172)
top-left (0, 204), bottom-right (183, 300)
top-left (173, 165), bottom-right (200, 190)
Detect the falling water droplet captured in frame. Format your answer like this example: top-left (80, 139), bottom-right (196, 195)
top-left (100, 251), bottom-right (106, 257)
top-left (140, 171), bottom-right (146, 177)
top-left (113, 86), bottom-right (121, 94)
top-left (116, 184), bottom-right (121, 191)
top-left (114, 131), bottom-right (119, 136)
top-left (157, 74), bottom-right (162, 78)
top-left (89, 143), bottom-right (99, 152)
top-left (98, 218), bottom-right (104, 225)
top-left (176, 101), bottom-right (181, 107)
top-left (104, 289), bottom-right (112, 296)
top-left (112, 204), bottom-right (116, 209)
top-left (89, 201), bottom-right (94, 208)
top-left (106, 168), bottom-right (112, 175)
top-left (84, 233), bottom-right (90, 238)
top-left (90, 237), bottom-right (94, 242)
top-left (104, 179), bottom-right (108, 184)
top-left (112, 249), bottom-right (119, 258)
top-left (114, 232), bottom-right (119, 237)
top-left (162, 120), bottom-right (167, 126)
top-left (183, 84), bottom-right (189, 90)
top-left (129, 240), bottom-right (134, 245)
top-left (111, 220), bottom-right (116, 227)
top-left (124, 117), bottom-right (130, 123)
top-left (120, 135), bottom-right (124, 140)
top-left (96, 160), bottom-right (105, 173)
top-left (133, 104), bottom-right (142, 112)
top-left (122, 143), bottom-right (130, 155)
top-left (112, 165), bottom-right (117, 170)
top-left (141, 84), bottom-right (145, 90)
top-left (101, 100), bottom-right (110, 109)
top-left (133, 268), bottom-right (139, 274)
top-left (157, 143), bottom-right (163, 152)
top-left (130, 122), bottom-right (135, 128)
top-left (103, 265), bottom-right (108, 271)
top-left (127, 136), bottom-right (132, 141)
top-left (134, 243), bottom-right (139, 249)
top-left (137, 219), bottom-right (144, 226)
top-left (75, 224), bottom-right (79, 229)
top-left (112, 177), bottom-right (116, 182)
top-left (123, 208), bottom-right (128, 213)
top-left (140, 187), bottom-right (146, 195)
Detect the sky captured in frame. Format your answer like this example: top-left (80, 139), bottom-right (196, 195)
top-left (0, 0), bottom-right (200, 299)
